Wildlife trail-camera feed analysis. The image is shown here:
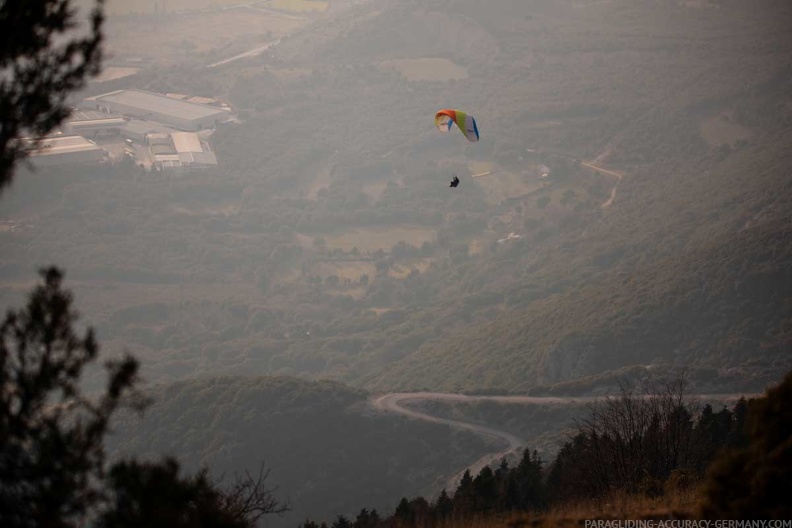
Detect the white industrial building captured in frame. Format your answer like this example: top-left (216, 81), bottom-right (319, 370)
top-left (26, 135), bottom-right (105, 166)
top-left (64, 110), bottom-right (126, 138)
top-left (171, 132), bottom-right (218, 168)
top-left (121, 119), bottom-right (172, 143)
top-left (84, 89), bottom-right (228, 131)
top-left (149, 132), bottom-right (218, 170)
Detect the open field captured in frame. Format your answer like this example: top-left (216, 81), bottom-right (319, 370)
top-left (380, 58), bottom-right (468, 82)
top-left (105, 9), bottom-right (305, 62)
top-left (94, 66), bottom-right (140, 82)
top-left (360, 180), bottom-right (389, 201)
top-left (324, 227), bottom-right (435, 252)
top-left (310, 260), bottom-right (377, 281)
top-left (388, 258), bottom-right (434, 279)
top-left (297, 227), bottom-right (436, 252)
top-left (0, 278), bottom-right (262, 323)
top-left (267, 0), bottom-right (328, 13)
top-left (472, 168), bottom-right (545, 204)
top-left (699, 113), bottom-right (753, 147)
top-left (105, 0), bottom-right (250, 15)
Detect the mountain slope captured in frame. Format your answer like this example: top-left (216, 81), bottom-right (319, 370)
top-left (109, 376), bottom-right (491, 526)
top-left (367, 123), bottom-right (792, 391)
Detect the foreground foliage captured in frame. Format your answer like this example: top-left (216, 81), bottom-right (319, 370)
top-left (0, 269), bottom-right (287, 527)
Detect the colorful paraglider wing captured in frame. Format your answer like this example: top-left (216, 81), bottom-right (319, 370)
top-left (435, 109), bottom-right (479, 142)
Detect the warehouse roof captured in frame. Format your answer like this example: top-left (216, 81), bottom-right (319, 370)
top-left (68, 110), bottom-right (125, 124)
top-left (171, 132), bottom-right (202, 153)
top-left (95, 89), bottom-right (225, 121)
top-left (123, 119), bottom-right (172, 135)
top-left (29, 135), bottom-right (103, 157)
top-left (170, 132), bottom-right (217, 166)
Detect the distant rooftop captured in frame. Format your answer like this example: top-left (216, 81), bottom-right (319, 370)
top-left (68, 110), bottom-right (125, 123)
top-left (124, 119), bottom-right (172, 135)
top-left (29, 135), bottom-right (102, 156)
top-left (94, 89), bottom-right (224, 121)
top-left (171, 132), bottom-right (202, 153)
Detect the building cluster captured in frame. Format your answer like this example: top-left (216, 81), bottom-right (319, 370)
top-left (27, 89), bottom-right (232, 171)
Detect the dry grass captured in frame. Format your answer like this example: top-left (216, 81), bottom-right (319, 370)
top-left (435, 487), bottom-right (701, 528)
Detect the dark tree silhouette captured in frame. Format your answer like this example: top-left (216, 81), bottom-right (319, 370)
top-left (0, 3), bottom-right (290, 527)
top-left (215, 462), bottom-right (291, 526)
top-left (0, 0), bottom-right (104, 193)
top-left (98, 458), bottom-right (244, 528)
top-left (0, 269), bottom-right (289, 527)
top-left (0, 267), bottom-right (143, 528)
top-left (700, 372), bottom-right (792, 518)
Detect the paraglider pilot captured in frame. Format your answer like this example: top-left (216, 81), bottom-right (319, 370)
top-left (450, 174), bottom-right (460, 188)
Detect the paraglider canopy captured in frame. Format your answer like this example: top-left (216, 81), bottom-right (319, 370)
top-left (435, 109), bottom-right (479, 142)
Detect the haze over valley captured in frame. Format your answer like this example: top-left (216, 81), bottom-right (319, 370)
top-left (2, 0), bottom-right (791, 524)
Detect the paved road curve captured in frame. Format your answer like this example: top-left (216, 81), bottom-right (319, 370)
top-left (370, 391), bottom-right (750, 493)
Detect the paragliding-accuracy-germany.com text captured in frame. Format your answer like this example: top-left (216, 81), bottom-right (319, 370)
top-left (584, 521), bottom-right (792, 528)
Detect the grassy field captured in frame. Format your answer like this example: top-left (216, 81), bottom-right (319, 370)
top-left (471, 168), bottom-right (545, 204)
top-left (311, 261), bottom-right (377, 281)
top-left (267, 0), bottom-right (328, 13)
top-left (105, 9), bottom-right (304, 62)
top-left (699, 113), bottom-right (753, 147)
top-left (380, 58), bottom-right (468, 82)
top-left (105, 0), bottom-right (243, 15)
top-left (297, 227), bottom-right (436, 252)
top-left (94, 67), bottom-right (140, 82)
top-left (388, 258), bottom-right (434, 279)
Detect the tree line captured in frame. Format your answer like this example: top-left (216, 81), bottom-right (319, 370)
top-left (299, 376), bottom-right (758, 527)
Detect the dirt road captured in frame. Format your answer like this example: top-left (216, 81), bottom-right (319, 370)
top-left (580, 160), bottom-right (624, 208)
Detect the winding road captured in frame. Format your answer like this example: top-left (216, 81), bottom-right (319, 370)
top-left (580, 160), bottom-right (624, 208)
top-left (371, 391), bottom-right (750, 492)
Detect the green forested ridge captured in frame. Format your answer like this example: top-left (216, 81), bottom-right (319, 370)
top-left (300, 376), bottom-right (779, 527)
top-left (6, 1), bottom-right (790, 526)
top-left (2, 0), bottom-right (790, 394)
top-left (107, 376), bottom-right (492, 527)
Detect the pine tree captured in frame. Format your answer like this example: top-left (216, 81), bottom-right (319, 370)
top-left (98, 459), bottom-right (243, 528)
top-left (0, 270), bottom-right (288, 527)
top-left (0, 268), bottom-right (143, 528)
top-left (394, 497), bottom-right (414, 526)
top-left (331, 515), bottom-right (353, 528)
top-left (0, 0), bottom-right (105, 192)
top-left (433, 489), bottom-right (452, 521)
top-left (700, 371), bottom-right (792, 518)
top-left (472, 466), bottom-right (497, 513)
top-left (452, 470), bottom-right (475, 517)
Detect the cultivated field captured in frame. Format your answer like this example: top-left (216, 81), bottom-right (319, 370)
top-left (104, 9), bottom-right (305, 63)
top-left (296, 227), bottom-right (436, 252)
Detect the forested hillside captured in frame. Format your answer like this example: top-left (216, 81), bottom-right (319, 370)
top-left (108, 376), bottom-right (491, 527)
top-left (2, 0), bottom-right (790, 394)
